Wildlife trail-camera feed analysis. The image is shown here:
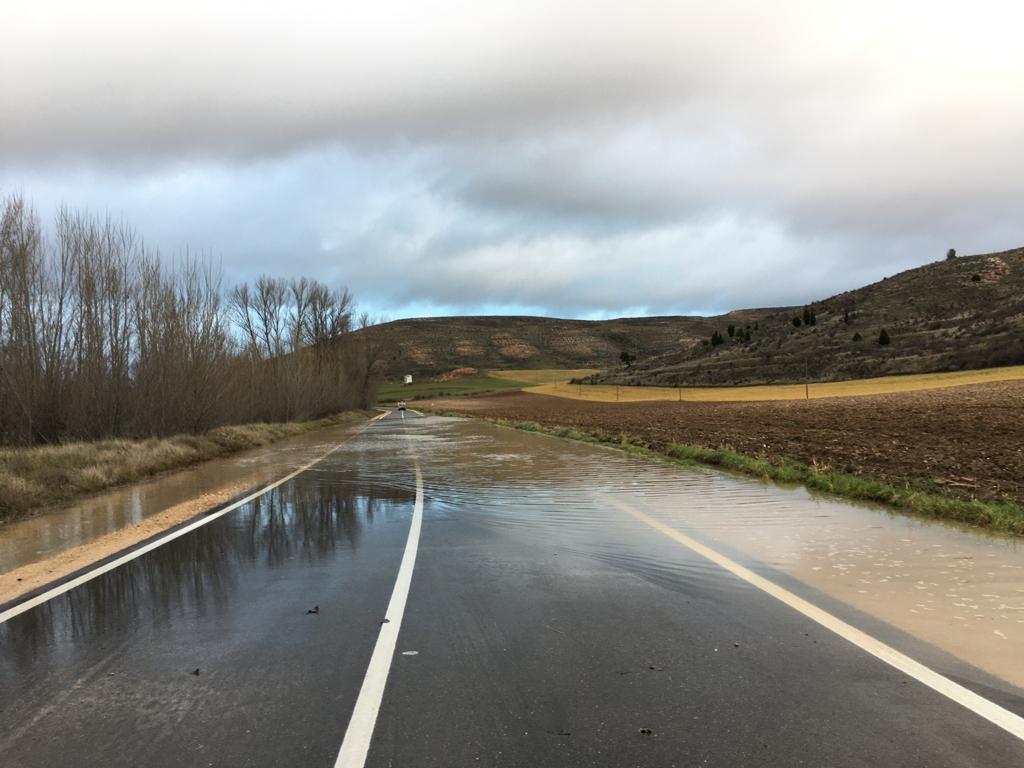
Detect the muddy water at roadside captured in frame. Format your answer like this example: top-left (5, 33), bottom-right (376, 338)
top-left (3, 412), bottom-right (1022, 692)
top-left (628, 478), bottom-right (1024, 688)
top-left (411, 418), bottom-right (1024, 689)
top-left (0, 421), bottom-right (369, 574)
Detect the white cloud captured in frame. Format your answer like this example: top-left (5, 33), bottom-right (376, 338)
top-left (2, 1), bottom-right (1023, 318)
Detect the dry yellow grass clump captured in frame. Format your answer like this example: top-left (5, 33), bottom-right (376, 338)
top-left (492, 365), bottom-right (1024, 403)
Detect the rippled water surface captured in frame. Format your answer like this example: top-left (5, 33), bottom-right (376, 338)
top-left (409, 417), bottom-right (1024, 688)
top-left (0, 422), bottom-right (369, 573)
top-left (4, 413), bottom-right (1022, 690)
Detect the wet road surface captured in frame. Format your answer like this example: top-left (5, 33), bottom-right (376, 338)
top-left (1, 412), bottom-right (1023, 766)
top-left (0, 420), bottom-right (369, 574)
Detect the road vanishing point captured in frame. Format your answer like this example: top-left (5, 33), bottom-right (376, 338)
top-left (1, 411), bottom-right (1022, 767)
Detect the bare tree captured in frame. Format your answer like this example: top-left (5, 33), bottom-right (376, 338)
top-left (0, 193), bottom-right (374, 445)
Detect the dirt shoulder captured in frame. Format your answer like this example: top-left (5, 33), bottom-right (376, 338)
top-left (433, 381), bottom-right (1024, 504)
top-left (0, 479), bottom-right (259, 605)
top-left (0, 413), bottom-right (375, 606)
top-left (0, 411), bottom-right (373, 523)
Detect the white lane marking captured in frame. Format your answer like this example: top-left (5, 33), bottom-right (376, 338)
top-left (408, 408), bottom-right (425, 417)
top-left (0, 411), bottom-right (391, 625)
top-left (605, 496), bottom-right (1024, 743)
top-left (334, 459), bottom-right (424, 767)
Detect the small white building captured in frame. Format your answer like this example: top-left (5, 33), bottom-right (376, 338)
top-left (403, 374), bottom-right (413, 385)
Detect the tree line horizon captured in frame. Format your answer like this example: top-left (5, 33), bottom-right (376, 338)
top-left (0, 194), bottom-right (382, 445)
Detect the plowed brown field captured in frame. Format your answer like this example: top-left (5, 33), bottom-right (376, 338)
top-left (433, 381), bottom-right (1024, 503)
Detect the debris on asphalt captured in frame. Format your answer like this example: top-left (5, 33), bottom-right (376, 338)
top-left (191, 668), bottom-right (200, 676)
top-left (306, 605), bottom-right (320, 615)
top-left (638, 727), bottom-right (654, 735)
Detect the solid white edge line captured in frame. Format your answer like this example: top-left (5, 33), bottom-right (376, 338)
top-left (334, 459), bottom-right (424, 768)
top-left (605, 496), bottom-right (1024, 743)
top-left (0, 411), bottom-right (392, 625)
top-left (408, 408), bottom-right (425, 417)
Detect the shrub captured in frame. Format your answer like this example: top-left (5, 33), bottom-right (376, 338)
top-left (852, 332), bottom-right (862, 341)
top-left (792, 316), bottom-right (802, 327)
top-left (947, 248), bottom-right (956, 260)
top-left (727, 324), bottom-right (736, 337)
top-left (710, 331), bottom-right (724, 346)
top-left (971, 273), bottom-right (981, 282)
top-left (878, 328), bottom-right (891, 345)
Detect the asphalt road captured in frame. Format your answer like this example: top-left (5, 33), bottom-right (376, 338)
top-left (1, 411), bottom-right (1022, 767)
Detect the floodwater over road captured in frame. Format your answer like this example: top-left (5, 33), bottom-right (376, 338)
top-left (411, 417), bottom-right (1024, 689)
top-left (1, 414), bottom-right (1022, 767)
top-left (0, 421), bottom-right (367, 575)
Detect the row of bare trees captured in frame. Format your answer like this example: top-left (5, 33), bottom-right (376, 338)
top-left (0, 194), bottom-right (380, 445)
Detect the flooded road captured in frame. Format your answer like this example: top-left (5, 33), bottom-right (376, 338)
top-left (0, 421), bottom-right (367, 575)
top-left (1, 413), bottom-right (1022, 767)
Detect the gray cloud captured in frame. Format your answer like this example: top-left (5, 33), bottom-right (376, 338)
top-left (3, 1), bottom-right (1023, 319)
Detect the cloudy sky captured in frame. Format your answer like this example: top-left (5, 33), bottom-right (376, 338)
top-left (3, 1), bottom-right (1023, 319)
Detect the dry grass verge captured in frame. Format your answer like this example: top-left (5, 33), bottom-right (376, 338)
top-left (0, 412), bottom-right (371, 522)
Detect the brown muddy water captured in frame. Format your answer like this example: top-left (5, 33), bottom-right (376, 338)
top-left (409, 418), bottom-right (1024, 690)
top-left (0, 421), bottom-right (368, 574)
top-left (3, 413), bottom-right (1022, 691)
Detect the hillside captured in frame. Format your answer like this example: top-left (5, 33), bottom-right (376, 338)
top-left (367, 247), bottom-right (1024, 386)
top-left (585, 247), bottom-right (1024, 386)
top-left (364, 315), bottom-right (745, 379)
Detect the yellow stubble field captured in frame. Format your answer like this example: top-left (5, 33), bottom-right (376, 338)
top-left (489, 365), bottom-right (1024, 403)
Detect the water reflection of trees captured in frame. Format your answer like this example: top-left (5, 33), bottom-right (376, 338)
top-left (0, 468), bottom-right (413, 670)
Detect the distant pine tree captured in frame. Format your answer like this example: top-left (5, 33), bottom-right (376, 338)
top-left (946, 248), bottom-right (956, 260)
top-left (727, 324), bottom-right (735, 337)
top-left (852, 332), bottom-right (862, 341)
top-left (878, 328), bottom-right (891, 345)
top-left (792, 316), bottom-right (802, 328)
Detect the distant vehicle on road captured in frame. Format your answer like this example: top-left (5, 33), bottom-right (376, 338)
top-left (397, 400), bottom-right (407, 411)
